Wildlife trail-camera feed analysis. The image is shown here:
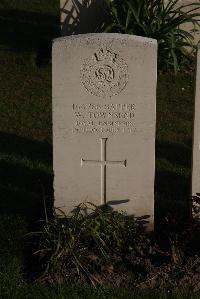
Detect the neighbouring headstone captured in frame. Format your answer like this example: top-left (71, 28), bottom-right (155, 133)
top-left (177, 0), bottom-right (200, 46)
top-left (60, 0), bottom-right (104, 35)
top-left (53, 33), bottom-right (157, 229)
top-left (192, 41), bottom-right (200, 219)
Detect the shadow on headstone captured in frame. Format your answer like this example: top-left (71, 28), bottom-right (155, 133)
top-left (60, 0), bottom-right (105, 35)
top-left (0, 132), bottom-right (53, 224)
top-left (102, 204), bottom-right (151, 229)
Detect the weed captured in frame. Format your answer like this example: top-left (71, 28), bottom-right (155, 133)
top-left (29, 202), bottom-right (145, 286)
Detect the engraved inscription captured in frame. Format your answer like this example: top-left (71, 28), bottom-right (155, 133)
top-left (80, 48), bottom-right (129, 98)
top-left (72, 103), bottom-right (136, 134)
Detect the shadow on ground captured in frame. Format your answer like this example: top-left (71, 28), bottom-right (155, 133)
top-left (0, 9), bottom-right (60, 65)
top-left (0, 132), bottom-right (53, 223)
top-left (0, 133), bottom-right (193, 227)
top-left (155, 140), bottom-right (192, 224)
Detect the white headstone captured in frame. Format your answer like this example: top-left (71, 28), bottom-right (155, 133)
top-left (53, 33), bottom-right (157, 229)
top-left (192, 41), bottom-right (200, 219)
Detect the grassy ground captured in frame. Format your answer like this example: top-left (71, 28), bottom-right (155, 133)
top-left (156, 73), bottom-right (194, 223)
top-left (0, 0), bottom-right (197, 297)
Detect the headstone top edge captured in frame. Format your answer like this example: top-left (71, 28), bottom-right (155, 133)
top-left (53, 33), bottom-right (157, 46)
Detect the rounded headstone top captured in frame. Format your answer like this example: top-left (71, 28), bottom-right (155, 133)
top-left (53, 33), bottom-right (157, 47)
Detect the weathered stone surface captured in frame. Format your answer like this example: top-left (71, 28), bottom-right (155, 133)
top-left (192, 41), bottom-right (200, 219)
top-left (53, 33), bottom-right (157, 229)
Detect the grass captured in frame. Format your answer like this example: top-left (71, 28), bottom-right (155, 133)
top-left (156, 73), bottom-right (194, 223)
top-left (0, 0), bottom-right (57, 223)
top-left (1, 284), bottom-right (200, 299)
top-left (0, 0), bottom-right (198, 297)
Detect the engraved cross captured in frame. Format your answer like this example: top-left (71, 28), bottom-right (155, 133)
top-left (81, 138), bottom-right (127, 205)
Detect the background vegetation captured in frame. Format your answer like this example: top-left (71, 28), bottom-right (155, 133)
top-left (103, 0), bottom-right (200, 73)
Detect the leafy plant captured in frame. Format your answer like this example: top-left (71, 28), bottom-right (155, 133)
top-left (102, 0), bottom-right (200, 73)
top-left (29, 202), bottom-right (141, 286)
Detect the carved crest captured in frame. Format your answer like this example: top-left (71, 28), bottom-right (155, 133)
top-left (80, 48), bottom-right (129, 98)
